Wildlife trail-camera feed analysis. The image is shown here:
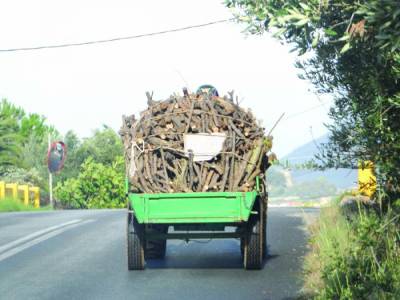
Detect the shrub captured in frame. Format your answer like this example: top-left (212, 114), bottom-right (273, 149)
top-left (304, 202), bottom-right (400, 299)
top-left (54, 178), bottom-right (85, 209)
top-left (55, 156), bottom-right (125, 209)
top-left (0, 166), bottom-right (44, 187)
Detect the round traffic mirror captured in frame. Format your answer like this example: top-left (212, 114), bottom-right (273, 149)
top-left (47, 141), bottom-right (67, 173)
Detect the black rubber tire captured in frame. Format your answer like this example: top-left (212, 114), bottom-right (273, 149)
top-left (240, 237), bottom-right (245, 257)
top-left (127, 213), bottom-right (145, 270)
top-left (262, 198), bottom-right (268, 259)
top-left (243, 204), bottom-right (263, 270)
top-left (261, 211), bottom-right (267, 259)
top-left (145, 225), bottom-right (168, 259)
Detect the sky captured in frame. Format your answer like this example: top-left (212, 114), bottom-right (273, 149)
top-left (0, 0), bottom-right (332, 157)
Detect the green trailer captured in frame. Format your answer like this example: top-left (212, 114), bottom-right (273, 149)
top-left (126, 177), bottom-right (268, 270)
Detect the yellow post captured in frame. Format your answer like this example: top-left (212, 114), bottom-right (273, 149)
top-left (30, 187), bottom-right (40, 208)
top-left (0, 181), bottom-right (5, 199)
top-left (6, 183), bottom-right (18, 199)
top-left (358, 161), bottom-right (376, 197)
top-left (18, 185), bottom-right (30, 206)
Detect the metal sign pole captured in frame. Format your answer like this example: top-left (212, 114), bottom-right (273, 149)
top-left (48, 133), bottom-right (53, 208)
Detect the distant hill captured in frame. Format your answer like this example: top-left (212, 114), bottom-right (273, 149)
top-left (282, 134), bottom-right (357, 190)
top-left (282, 134), bottom-right (329, 164)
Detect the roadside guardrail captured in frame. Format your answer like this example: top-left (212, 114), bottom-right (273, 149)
top-left (0, 181), bottom-right (40, 208)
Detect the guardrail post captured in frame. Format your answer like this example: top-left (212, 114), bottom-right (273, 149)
top-left (30, 187), bottom-right (40, 208)
top-left (358, 161), bottom-right (376, 197)
top-left (6, 183), bottom-right (18, 199)
top-left (0, 181), bottom-right (5, 199)
top-left (18, 185), bottom-right (30, 206)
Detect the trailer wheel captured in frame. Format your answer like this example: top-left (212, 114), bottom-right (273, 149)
top-left (243, 206), bottom-right (263, 270)
top-left (262, 203), bottom-right (268, 259)
top-left (145, 225), bottom-right (168, 259)
top-left (240, 237), bottom-right (245, 257)
top-left (127, 213), bottom-right (145, 270)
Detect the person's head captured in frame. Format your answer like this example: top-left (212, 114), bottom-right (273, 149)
top-left (56, 142), bottom-right (63, 152)
top-left (196, 84), bottom-right (219, 97)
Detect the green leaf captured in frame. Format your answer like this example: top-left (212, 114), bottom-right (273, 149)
top-left (324, 28), bottom-right (338, 36)
top-left (380, 21), bottom-right (392, 30)
top-left (299, 3), bottom-right (310, 11)
top-left (238, 16), bottom-right (251, 22)
top-left (379, 42), bottom-right (391, 49)
top-left (287, 8), bottom-right (301, 15)
top-left (281, 14), bottom-right (303, 22)
top-left (394, 8), bottom-right (400, 19)
top-left (376, 34), bottom-right (391, 40)
top-left (294, 18), bottom-right (309, 27)
top-left (312, 33), bottom-right (320, 48)
top-left (338, 34), bottom-right (350, 42)
top-left (340, 42), bottom-right (351, 54)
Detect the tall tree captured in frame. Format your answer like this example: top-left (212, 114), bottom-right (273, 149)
top-left (56, 130), bottom-right (82, 182)
top-left (226, 0), bottom-right (400, 204)
top-left (0, 99), bottom-right (56, 143)
top-left (0, 111), bottom-right (21, 166)
top-left (77, 126), bottom-right (123, 166)
top-left (0, 99), bottom-right (58, 194)
top-left (55, 128), bottom-right (123, 183)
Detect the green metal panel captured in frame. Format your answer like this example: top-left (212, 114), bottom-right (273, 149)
top-left (128, 191), bottom-right (258, 224)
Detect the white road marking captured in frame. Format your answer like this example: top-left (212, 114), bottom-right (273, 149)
top-left (0, 219), bottom-right (94, 262)
top-left (0, 219), bottom-right (82, 254)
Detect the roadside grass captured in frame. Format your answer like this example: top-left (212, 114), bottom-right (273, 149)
top-left (0, 197), bottom-right (52, 212)
top-left (303, 204), bottom-right (350, 296)
top-left (302, 197), bottom-right (400, 299)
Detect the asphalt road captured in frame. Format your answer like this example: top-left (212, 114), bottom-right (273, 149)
top-left (0, 208), bottom-right (318, 300)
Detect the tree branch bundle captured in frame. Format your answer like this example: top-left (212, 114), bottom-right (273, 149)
top-left (120, 91), bottom-right (273, 193)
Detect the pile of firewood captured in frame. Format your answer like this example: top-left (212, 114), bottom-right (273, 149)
top-left (120, 90), bottom-right (274, 193)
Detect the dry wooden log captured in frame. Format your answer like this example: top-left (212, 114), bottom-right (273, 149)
top-left (202, 171), bottom-right (215, 192)
top-left (119, 91), bottom-right (272, 193)
top-left (229, 132), bottom-right (236, 191)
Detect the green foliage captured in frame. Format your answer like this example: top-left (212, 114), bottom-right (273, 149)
top-left (0, 99), bottom-right (124, 207)
top-left (229, 3), bottom-right (400, 294)
top-left (55, 156), bottom-right (125, 209)
top-left (304, 204), bottom-right (350, 294)
top-left (0, 99), bottom-right (57, 142)
top-left (0, 166), bottom-right (44, 187)
top-left (226, 0), bottom-right (400, 205)
top-left (54, 130), bottom-right (82, 182)
top-left (57, 127), bottom-right (123, 182)
top-left (0, 107), bottom-right (21, 166)
top-left (79, 156), bottom-right (125, 209)
top-left (54, 178), bottom-right (85, 209)
top-left (78, 126), bottom-right (123, 166)
top-left (0, 98), bottom-right (57, 171)
top-left (20, 113), bottom-right (49, 140)
top-left (21, 134), bottom-right (52, 185)
top-left (0, 99), bottom-right (25, 121)
top-left (0, 197), bottom-right (52, 212)
top-left (304, 202), bottom-right (400, 299)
